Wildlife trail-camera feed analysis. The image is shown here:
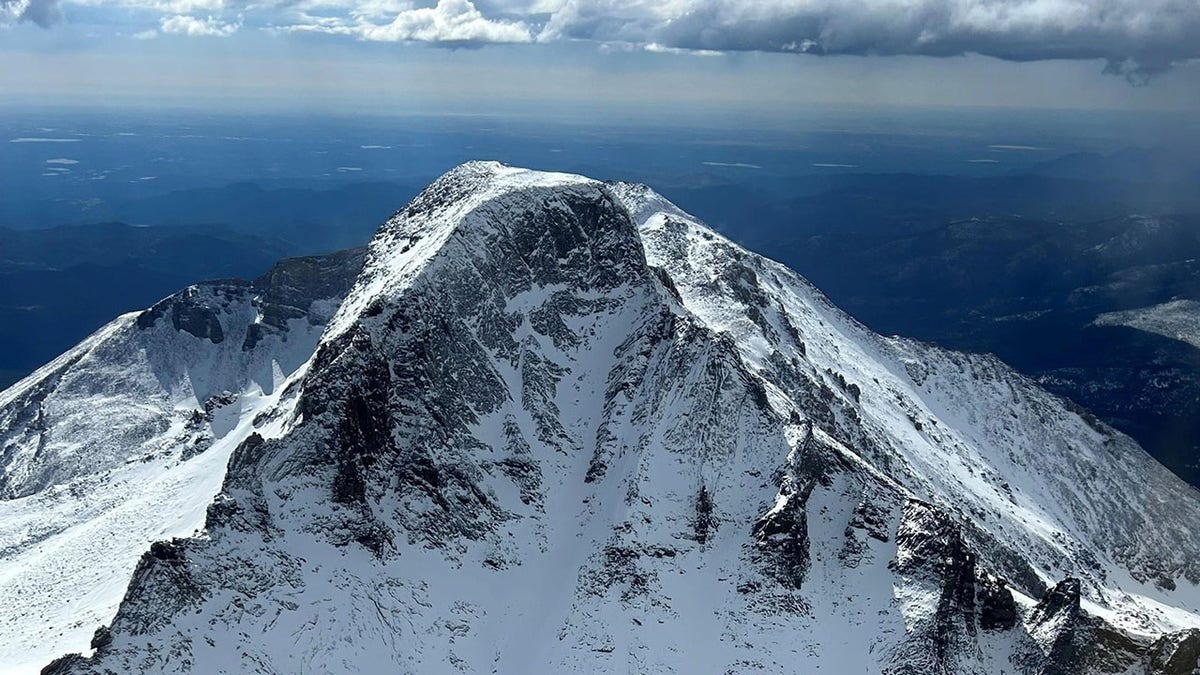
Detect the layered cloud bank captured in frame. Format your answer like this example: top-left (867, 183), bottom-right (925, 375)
top-left (538, 0), bottom-right (1199, 78)
top-left (6, 0), bottom-right (1199, 78)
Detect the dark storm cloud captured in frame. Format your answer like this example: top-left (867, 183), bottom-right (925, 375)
top-left (536, 0), bottom-right (1200, 79)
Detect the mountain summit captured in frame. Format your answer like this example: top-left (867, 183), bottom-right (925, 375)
top-left (3, 162), bottom-right (1198, 674)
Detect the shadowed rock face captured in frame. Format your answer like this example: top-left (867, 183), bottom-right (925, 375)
top-left (136, 282), bottom-right (249, 343)
top-left (888, 500), bottom-right (984, 672)
top-left (134, 247), bottom-right (367, 350)
top-left (13, 163), bottom-right (1200, 675)
top-left (978, 574), bottom-right (1019, 632)
top-left (252, 247), bottom-right (367, 334)
top-left (1148, 629), bottom-right (1200, 674)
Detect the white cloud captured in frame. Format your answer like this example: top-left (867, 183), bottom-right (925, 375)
top-left (644, 42), bottom-right (721, 57)
top-left (159, 13), bottom-right (240, 36)
top-left (28, 0), bottom-right (224, 14)
top-left (480, 0), bottom-right (566, 13)
top-left (73, 0), bottom-right (227, 11)
top-left (348, 0), bottom-right (419, 20)
top-left (279, 12), bottom-right (357, 35)
top-left (1, 0), bottom-right (60, 26)
top-left (356, 0), bottom-right (532, 43)
top-left (151, 0), bottom-right (226, 12)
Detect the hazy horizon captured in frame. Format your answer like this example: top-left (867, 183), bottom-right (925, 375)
top-left (5, 1), bottom-right (1200, 117)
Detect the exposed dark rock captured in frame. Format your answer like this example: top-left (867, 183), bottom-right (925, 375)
top-left (694, 484), bottom-right (717, 545)
top-left (241, 323), bottom-right (267, 350)
top-left (204, 433), bottom-right (272, 536)
top-left (977, 573), bottom-right (1018, 632)
top-left (751, 473), bottom-right (813, 589)
top-left (495, 418), bottom-right (543, 506)
top-left (584, 545), bottom-right (654, 604)
top-left (171, 301), bottom-right (224, 344)
top-left (133, 306), bottom-right (161, 330)
top-left (1028, 577), bottom-right (1145, 675)
top-left (88, 626), bottom-right (111, 652)
top-left (202, 391), bottom-right (237, 415)
top-left (1147, 628), bottom-right (1200, 675)
top-left (584, 459), bottom-right (607, 483)
top-left (252, 247), bottom-right (366, 331)
top-left (137, 288), bottom-right (230, 343)
top-left (650, 265), bottom-right (683, 303)
top-left (328, 338), bottom-right (394, 508)
top-left (132, 247), bottom-right (365, 355)
top-left (40, 654), bottom-right (85, 675)
top-left (1031, 577), bottom-right (1083, 628)
top-left (847, 497), bottom-right (891, 543)
top-left (149, 539), bottom-right (184, 562)
top-left (890, 500), bottom-right (981, 671)
top-left (840, 493), bottom-right (893, 568)
top-left (750, 430), bottom-right (844, 591)
top-left (113, 539), bottom-right (208, 636)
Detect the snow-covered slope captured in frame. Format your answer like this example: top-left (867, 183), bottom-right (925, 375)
top-left (9, 162), bottom-right (1200, 674)
top-left (0, 247), bottom-right (364, 675)
top-left (1095, 299), bottom-right (1200, 351)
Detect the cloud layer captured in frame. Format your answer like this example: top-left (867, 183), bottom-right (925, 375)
top-left (159, 13), bottom-right (240, 36)
top-left (535, 0), bottom-right (1200, 78)
top-left (357, 0), bottom-right (531, 43)
top-left (1, 0), bottom-right (61, 27)
top-left (7, 0), bottom-right (1200, 78)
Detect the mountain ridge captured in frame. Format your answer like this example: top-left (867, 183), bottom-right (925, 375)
top-left (2, 162), bottom-right (1198, 674)
top-left (0, 246), bottom-right (365, 673)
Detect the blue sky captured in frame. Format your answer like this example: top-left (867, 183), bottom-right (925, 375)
top-left (2, 0), bottom-right (1200, 115)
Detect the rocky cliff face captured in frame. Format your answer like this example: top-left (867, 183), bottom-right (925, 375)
top-left (5, 162), bottom-right (1200, 674)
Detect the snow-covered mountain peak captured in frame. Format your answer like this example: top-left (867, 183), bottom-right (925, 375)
top-left (326, 160), bottom-right (640, 340)
top-left (6, 163), bottom-right (1200, 674)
